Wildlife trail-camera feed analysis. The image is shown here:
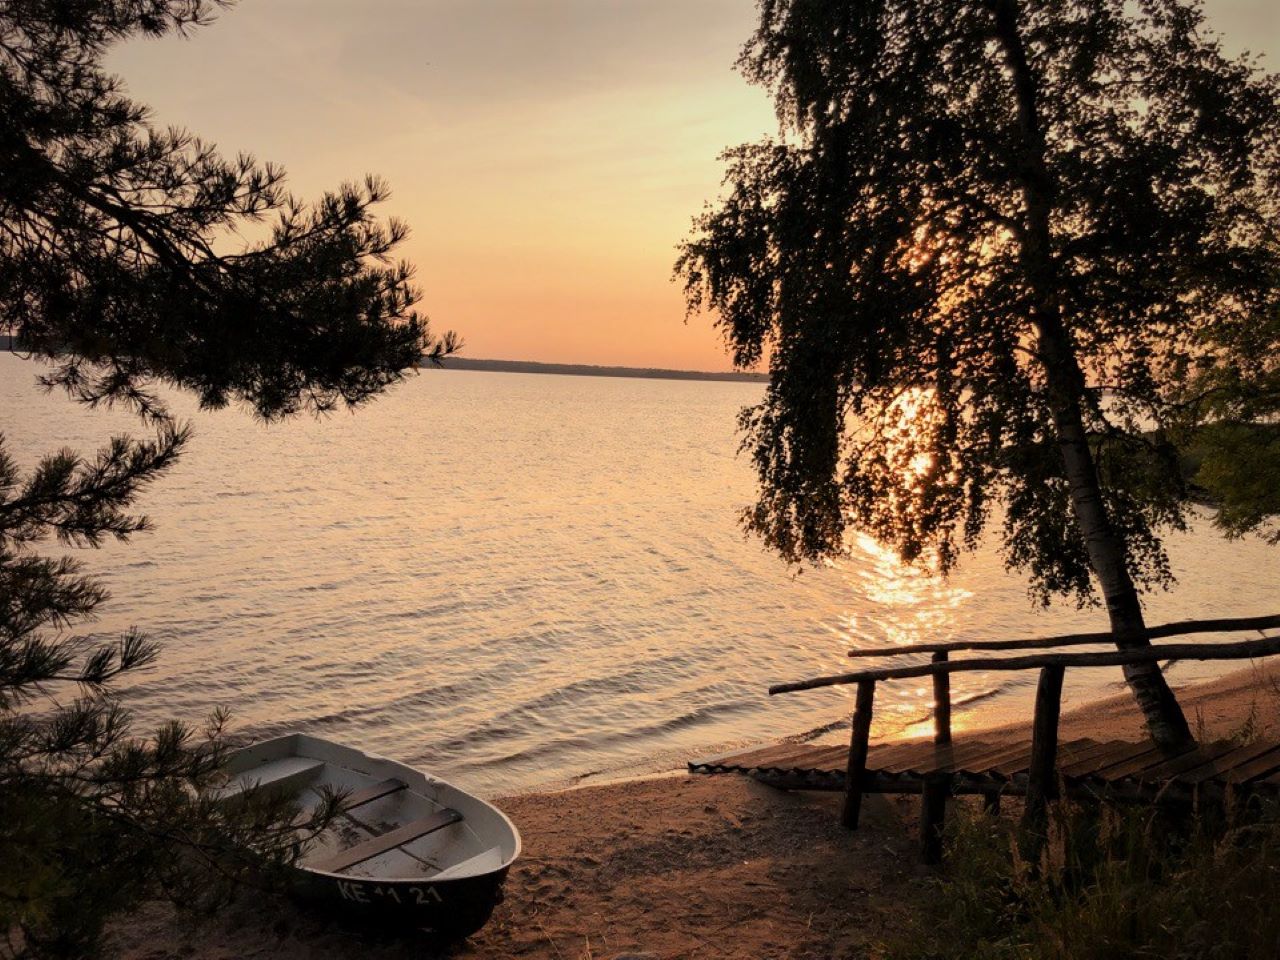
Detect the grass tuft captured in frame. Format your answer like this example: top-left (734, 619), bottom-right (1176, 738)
top-left (887, 795), bottom-right (1280, 960)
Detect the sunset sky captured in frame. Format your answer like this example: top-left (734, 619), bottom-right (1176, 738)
top-left (110, 1), bottom-right (1279, 371)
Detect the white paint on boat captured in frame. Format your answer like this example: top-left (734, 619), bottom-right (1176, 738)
top-left (222, 733), bottom-right (521, 883)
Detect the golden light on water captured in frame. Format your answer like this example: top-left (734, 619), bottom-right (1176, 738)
top-left (850, 532), bottom-right (973, 617)
top-left (839, 532), bottom-right (975, 736)
top-left (829, 383), bottom-right (986, 736)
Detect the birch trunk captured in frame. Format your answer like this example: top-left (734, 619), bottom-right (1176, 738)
top-left (989, 0), bottom-right (1193, 750)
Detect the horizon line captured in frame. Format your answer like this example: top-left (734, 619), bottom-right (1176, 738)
top-left (432, 355), bottom-right (768, 384)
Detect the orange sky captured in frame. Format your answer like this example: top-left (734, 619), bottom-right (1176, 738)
top-left (109, 1), bottom-right (1278, 371)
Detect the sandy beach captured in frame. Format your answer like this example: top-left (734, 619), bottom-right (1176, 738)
top-left (108, 661), bottom-right (1280, 960)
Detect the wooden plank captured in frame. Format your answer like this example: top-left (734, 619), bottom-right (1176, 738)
top-left (865, 738), bottom-right (938, 769)
top-left (732, 743), bottom-right (825, 769)
top-left (1097, 744), bottom-right (1198, 782)
top-left (896, 743), bottom-right (964, 777)
top-left (294, 777), bottom-right (410, 828)
top-left (1174, 740), bottom-right (1280, 785)
top-left (750, 746), bottom-right (832, 772)
top-left (940, 740), bottom-right (1032, 775)
top-left (986, 741), bottom-right (1040, 778)
top-left (693, 734), bottom-right (1280, 798)
top-left (773, 633), bottom-right (1280, 695)
top-left (722, 743), bottom-right (820, 771)
top-left (889, 739), bottom-right (1035, 777)
top-left (1085, 744), bottom-right (1167, 779)
top-left (842, 679), bottom-right (876, 830)
top-left (334, 778), bottom-right (407, 812)
top-left (1054, 739), bottom-right (1142, 775)
top-left (694, 737), bottom-right (933, 777)
top-left (1135, 741), bottom-right (1239, 782)
top-left (687, 745), bottom-right (762, 769)
top-left (1050, 739), bottom-right (1111, 769)
top-left (312, 808), bottom-right (463, 874)
top-left (878, 739), bottom-right (960, 775)
top-left (846, 612), bottom-right (1280, 658)
top-left (933, 740), bottom-right (1033, 779)
top-left (930, 740), bottom-right (1021, 774)
top-left (712, 743), bottom-right (810, 770)
top-left (1057, 737), bottom-right (1100, 753)
top-left (1059, 740), bottom-right (1156, 779)
top-left (1223, 744), bottom-right (1280, 784)
top-left (801, 745), bottom-right (855, 772)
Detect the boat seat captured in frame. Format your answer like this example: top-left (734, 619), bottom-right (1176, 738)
top-left (430, 845), bottom-right (504, 881)
top-left (312, 807), bottom-right (464, 874)
top-left (322, 777), bottom-right (408, 814)
top-left (217, 757), bottom-right (325, 800)
top-left (293, 777), bottom-right (410, 828)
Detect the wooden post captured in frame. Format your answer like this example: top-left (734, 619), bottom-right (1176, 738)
top-left (922, 652), bottom-right (953, 862)
top-left (842, 679), bottom-right (877, 829)
top-left (982, 789), bottom-right (1001, 816)
top-left (932, 651), bottom-right (952, 746)
top-left (920, 774), bottom-right (951, 864)
top-left (1019, 664), bottom-right (1065, 865)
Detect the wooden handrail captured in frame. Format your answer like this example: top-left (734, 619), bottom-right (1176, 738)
top-left (771, 633), bottom-right (1280, 695)
top-left (801, 616), bottom-right (1280, 861)
top-left (846, 613), bottom-right (1280, 658)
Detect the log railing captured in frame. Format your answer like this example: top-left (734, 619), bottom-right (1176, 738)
top-left (843, 613), bottom-right (1280, 659)
top-left (770, 616), bottom-right (1280, 863)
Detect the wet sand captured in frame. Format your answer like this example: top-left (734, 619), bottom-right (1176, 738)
top-left (109, 660), bottom-right (1280, 960)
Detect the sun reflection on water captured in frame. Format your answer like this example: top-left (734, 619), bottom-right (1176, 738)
top-left (829, 533), bottom-right (977, 736)
top-left (842, 532), bottom-right (973, 645)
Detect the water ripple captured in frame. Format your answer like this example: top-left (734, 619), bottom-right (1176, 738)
top-left (4, 358), bottom-right (1278, 795)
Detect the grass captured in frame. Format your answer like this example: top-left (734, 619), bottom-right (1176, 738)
top-left (886, 794), bottom-right (1280, 960)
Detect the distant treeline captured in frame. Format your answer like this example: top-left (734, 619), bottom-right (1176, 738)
top-left (434, 356), bottom-right (767, 384)
top-left (1, 336), bottom-right (765, 384)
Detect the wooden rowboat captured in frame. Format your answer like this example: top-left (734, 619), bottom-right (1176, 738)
top-left (221, 733), bottom-right (520, 937)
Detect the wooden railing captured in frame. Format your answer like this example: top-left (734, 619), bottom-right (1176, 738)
top-left (840, 613), bottom-right (1280, 660)
top-left (769, 615), bottom-right (1280, 862)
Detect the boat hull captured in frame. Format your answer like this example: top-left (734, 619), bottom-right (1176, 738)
top-left (291, 863), bottom-right (511, 936)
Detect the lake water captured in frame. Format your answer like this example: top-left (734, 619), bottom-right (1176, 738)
top-left (3, 353), bottom-right (1278, 796)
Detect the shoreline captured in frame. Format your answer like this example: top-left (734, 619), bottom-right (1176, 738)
top-left (2, 338), bottom-right (767, 385)
top-left (436, 356), bottom-right (768, 384)
top-left (110, 659), bottom-right (1280, 959)
top-left (553, 653), bottom-right (1280, 796)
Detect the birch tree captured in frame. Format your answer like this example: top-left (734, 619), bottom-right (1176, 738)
top-left (679, 0), bottom-right (1280, 748)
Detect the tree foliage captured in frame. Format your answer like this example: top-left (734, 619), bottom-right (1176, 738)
top-left (0, 427), bottom-right (353, 959)
top-left (1, 2), bottom-right (451, 955)
top-left (1, 0), bottom-right (455, 422)
top-left (1179, 305), bottom-right (1280, 543)
top-left (679, 0), bottom-right (1280, 606)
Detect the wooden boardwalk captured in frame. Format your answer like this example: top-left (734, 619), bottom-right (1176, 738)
top-left (690, 736), bottom-right (1280, 799)
top-left (736, 616), bottom-right (1280, 862)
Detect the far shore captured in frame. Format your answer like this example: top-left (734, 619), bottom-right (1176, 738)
top-left (109, 659), bottom-right (1280, 960)
top-left (1, 338), bottom-right (767, 385)
top-left (435, 356), bottom-right (768, 384)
